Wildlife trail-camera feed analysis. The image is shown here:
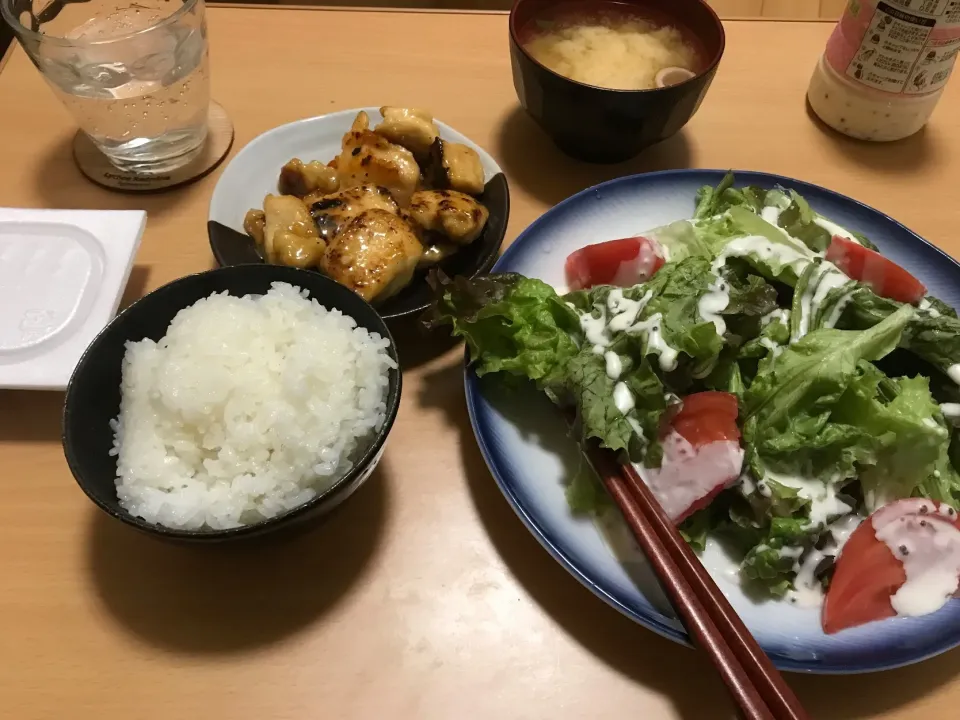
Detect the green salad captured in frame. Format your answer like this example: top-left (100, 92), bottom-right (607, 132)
top-left (427, 172), bottom-right (960, 625)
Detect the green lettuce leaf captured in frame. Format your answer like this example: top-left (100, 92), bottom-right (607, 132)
top-left (694, 171), bottom-right (769, 218)
top-left (426, 271), bottom-right (669, 460)
top-left (745, 304), bottom-right (914, 435)
top-left (563, 343), bottom-right (666, 458)
top-left (565, 457), bottom-right (611, 515)
top-left (924, 429), bottom-right (960, 505)
top-left (839, 287), bottom-right (960, 377)
top-left (723, 272), bottom-right (780, 320)
top-left (679, 508), bottom-right (716, 553)
top-left (850, 231), bottom-right (879, 252)
top-left (646, 220), bottom-right (713, 263)
top-left (641, 257), bottom-right (725, 362)
top-left (750, 362), bottom-right (886, 482)
top-left (703, 351), bottom-right (747, 397)
top-left (925, 296), bottom-right (958, 319)
top-left (566, 257), bottom-right (728, 371)
top-left (741, 306), bottom-right (913, 499)
top-left (740, 517), bottom-right (820, 597)
top-left (830, 374), bottom-right (954, 507)
top-left (789, 262), bottom-right (817, 343)
top-left (711, 207), bottom-right (817, 287)
top-left (777, 191), bottom-right (832, 253)
top-left (739, 316), bottom-right (789, 361)
top-left (425, 272), bottom-right (581, 387)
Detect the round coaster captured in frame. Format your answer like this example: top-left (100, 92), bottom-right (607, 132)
top-left (73, 101), bottom-right (234, 192)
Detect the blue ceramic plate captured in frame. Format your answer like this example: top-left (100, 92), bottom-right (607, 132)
top-left (464, 169), bottom-right (960, 674)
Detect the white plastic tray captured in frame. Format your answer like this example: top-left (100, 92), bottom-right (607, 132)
top-left (0, 209), bottom-right (145, 390)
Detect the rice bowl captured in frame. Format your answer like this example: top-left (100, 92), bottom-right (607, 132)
top-left (110, 281), bottom-right (396, 531)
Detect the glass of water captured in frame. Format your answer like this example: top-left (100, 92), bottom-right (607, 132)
top-left (2, 0), bottom-right (210, 175)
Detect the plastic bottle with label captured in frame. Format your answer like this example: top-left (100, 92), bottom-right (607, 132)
top-left (807, 0), bottom-right (960, 141)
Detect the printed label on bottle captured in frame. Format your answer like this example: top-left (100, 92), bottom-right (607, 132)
top-left (824, 0), bottom-right (960, 95)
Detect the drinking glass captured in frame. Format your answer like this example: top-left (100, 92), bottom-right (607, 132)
top-left (1, 0), bottom-right (211, 175)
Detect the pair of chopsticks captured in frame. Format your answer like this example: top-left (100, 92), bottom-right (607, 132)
top-left (583, 441), bottom-right (809, 720)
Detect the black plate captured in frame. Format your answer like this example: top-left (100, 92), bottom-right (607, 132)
top-left (62, 264), bottom-right (402, 542)
top-left (208, 173), bottom-right (511, 322)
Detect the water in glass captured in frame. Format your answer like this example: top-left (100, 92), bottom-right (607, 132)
top-left (4, 0), bottom-right (210, 175)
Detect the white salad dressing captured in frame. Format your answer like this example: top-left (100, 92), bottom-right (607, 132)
top-left (811, 265), bottom-right (851, 311)
top-left (940, 403), bottom-right (960, 423)
top-left (697, 276), bottom-right (730, 336)
top-left (760, 337), bottom-right (783, 358)
top-left (761, 308), bottom-right (790, 328)
top-left (613, 382), bottom-right (634, 414)
top-left (779, 545), bottom-right (805, 561)
top-left (626, 417), bottom-right (646, 442)
top-left (949, 365), bottom-right (960, 387)
top-left (579, 306), bottom-right (609, 353)
top-left (604, 350), bottom-right (622, 380)
top-left (711, 235), bottom-right (811, 277)
top-left (823, 288), bottom-right (856, 329)
top-left (578, 289), bottom-right (666, 363)
top-left (793, 261), bottom-right (853, 341)
top-left (640, 315), bottom-right (679, 371)
top-left (786, 514), bottom-right (865, 607)
top-left (922, 418), bottom-right (947, 435)
top-left (607, 288), bottom-right (652, 332)
top-left (793, 266), bottom-right (822, 342)
top-left (828, 512), bottom-right (863, 549)
top-left (813, 217), bottom-right (858, 242)
top-left (918, 298), bottom-right (941, 318)
top-left (760, 205), bottom-right (782, 226)
top-left (872, 499), bottom-right (960, 618)
top-left (790, 552), bottom-right (826, 608)
top-left (763, 470), bottom-right (852, 527)
top-left (576, 288), bottom-right (679, 427)
top-left (634, 432), bottom-right (744, 521)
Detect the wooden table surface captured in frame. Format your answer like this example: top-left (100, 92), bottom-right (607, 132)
top-left (2, 7), bottom-right (960, 720)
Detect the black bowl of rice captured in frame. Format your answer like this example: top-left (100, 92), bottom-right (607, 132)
top-left (62, 264), bottom-right (401, 541)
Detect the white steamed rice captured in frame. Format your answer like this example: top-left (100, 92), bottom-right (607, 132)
top-left (110, 282), bottom-right (396, 531)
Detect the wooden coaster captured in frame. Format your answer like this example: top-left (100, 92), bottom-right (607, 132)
top-left (73, 101), bottom-right (234, 192)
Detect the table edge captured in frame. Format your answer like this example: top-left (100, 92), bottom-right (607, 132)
top-left (205, 4), bottom-right (838, 22)
top-left (211, 3), bottom-right (505, 15)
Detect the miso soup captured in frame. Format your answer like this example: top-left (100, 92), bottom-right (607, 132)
top-left (522, 2), bottom-right (704, 91)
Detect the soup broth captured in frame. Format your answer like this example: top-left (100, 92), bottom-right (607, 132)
top-left (521, 2), bottom-right (703, 91)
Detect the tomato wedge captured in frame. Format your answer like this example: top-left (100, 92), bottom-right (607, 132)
top-left (643, 392), bottom-right (743, 522)
top-left (564, 236), bottom-right (665, 291)
top-left (825, 236), bottom-right (926, 305)
top-left (668, 391), bottom-right (741, 448)
top-left (823, 498), bottom-right (960, 634)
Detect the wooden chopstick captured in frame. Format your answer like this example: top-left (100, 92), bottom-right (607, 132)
top-left (583, 442), bottom-right (809, 720)
top-left (618, 462), bottom-right (809, 720)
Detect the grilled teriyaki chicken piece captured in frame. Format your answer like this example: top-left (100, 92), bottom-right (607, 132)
top-left (336, 113), bottom-right (420, 205)
top-left (350, 110), bottom-right (370, 133)
top-left (320, 209), bottom-right (423, 303)
top-left (374, 107), bottom-right (439, 159)
top-left (243, 209), bottom-right (266, 246)
top-left (306, 184), bottom-right (399, 243)
top-left (261, 194), bottom-right (326, 268)
top-left (424, 138), bottom-right (485, 196)
top-left (278, 158), bottom-right (340, 198)
top-left (407, 189), bottom-right (489, 245)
